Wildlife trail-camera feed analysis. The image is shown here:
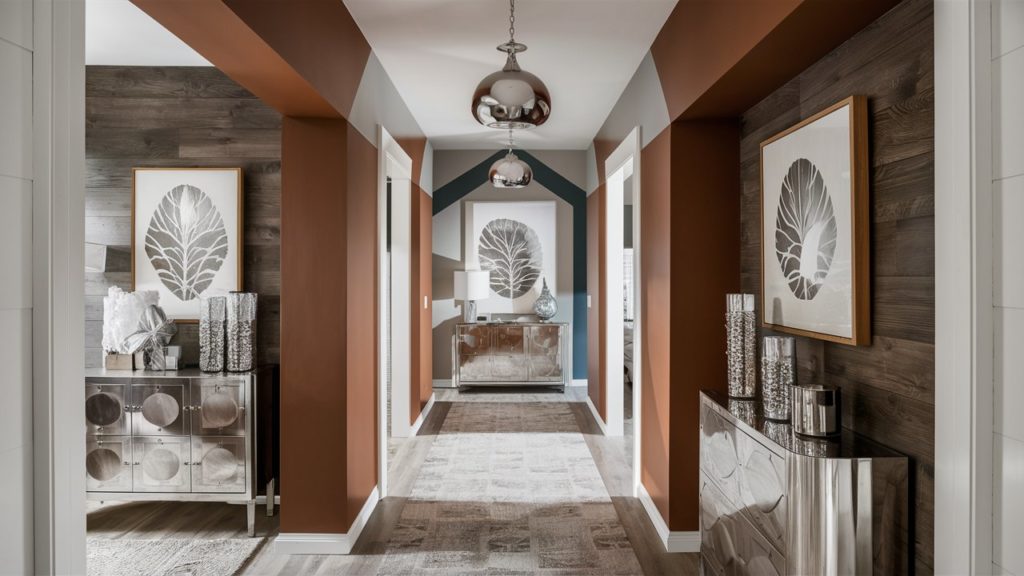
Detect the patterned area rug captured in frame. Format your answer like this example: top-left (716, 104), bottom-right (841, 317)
top-left (87, 537), bottom-right (266, 576)
top-left (378, 401), bottom-right (643, 575)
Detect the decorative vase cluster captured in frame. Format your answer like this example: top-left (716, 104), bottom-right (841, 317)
top-left (200, 292), bottom-right (257, 373)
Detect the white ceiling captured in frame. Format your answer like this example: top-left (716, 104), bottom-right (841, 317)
top-left (86, 0), bottom-right (210, 66)
top-left (344, 0), bottom-right (678, 150)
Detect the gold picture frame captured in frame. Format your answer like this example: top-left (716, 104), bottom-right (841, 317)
top-left (759, 95), bottom-right (870, 346)
top-left (131, 167), bottom-right (244, 323)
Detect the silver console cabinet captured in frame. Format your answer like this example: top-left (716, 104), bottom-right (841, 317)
top-left (85, 367), bottom-right (276, 536)
top-left (453, 322), bottom-right (569, 389)
top-left (699, 390), bottom-right (909, 576)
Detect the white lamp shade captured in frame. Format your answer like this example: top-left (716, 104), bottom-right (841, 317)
top-left (454, 270), bottom-right (491, 301)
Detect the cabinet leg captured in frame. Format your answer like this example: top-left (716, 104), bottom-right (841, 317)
top-left (266, 478), bottom-right (276, 517)
top-left (247, 500), bottom-right (256, 537)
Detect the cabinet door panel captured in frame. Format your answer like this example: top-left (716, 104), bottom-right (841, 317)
top-left (132, 379), bottom-right (188, 436)
top-left (190, 378), bottom-right (246, 436)
top-left (85, 382), bottom-right (130, 435)
top-left (191, 436), bottom-right (246, 493)
top-left (86, 436), bottom-right (132, 492)
top-left (132, 436), bottom-right (191, 492)
top-left (528, 326), bottom-right (563, 381)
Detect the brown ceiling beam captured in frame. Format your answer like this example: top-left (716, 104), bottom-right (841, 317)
top-left (652, 0), bottom-right (902, 120)
top-left (130, 0), bottom-right (373, 119)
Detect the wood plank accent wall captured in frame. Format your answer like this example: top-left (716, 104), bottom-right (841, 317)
top-left (85, 66), bottom-right (281, 368)
top-left (739, 0), bottom-right (934, 572)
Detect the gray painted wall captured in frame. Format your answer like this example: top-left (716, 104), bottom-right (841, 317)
top-left (432, 150), bottom-right (587, 380)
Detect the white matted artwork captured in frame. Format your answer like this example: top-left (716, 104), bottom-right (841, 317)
top-left (760, 96), bottom-right (870, 345)
top-left (465, 201), bottom-right (557, 314)
top-left (132, 168), bottom-right (243, 321)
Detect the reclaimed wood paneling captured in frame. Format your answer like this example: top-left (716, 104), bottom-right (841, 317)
top-left (85, 66), bottom-right (281, 368)
top-left (738, 0), bottom-right (934, 572)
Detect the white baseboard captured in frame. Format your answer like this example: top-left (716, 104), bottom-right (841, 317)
top-left (571, 379), bottom-right (588, 387)
top-left (432, 378), bottom-right (455, 388)
top-left (409, 393), bottom-right (436, 436)
top-left (585, 395), bottom-right (608, 435)
top-left (273, 486), bottom-right (380, 555)
top-left (637, 483), bottom-right (700, 553)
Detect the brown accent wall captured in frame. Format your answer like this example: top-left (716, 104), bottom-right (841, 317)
top-left (638, 128), bottom-right (672, 521)
top-left (668, 120), bottom-right (740, 531)
top-left (281, 117), bottom-right (349, 532)
top-left (414, 189), bottom-right (434, 416)
top-left (739, 0), bottom-right (933, 570)
top-left (345, 125), bottom-right (379, 525)
top-left (398, 137), bottom-right (427, 190)
top-left (84, 66), bottom-right (282, 368)
top-left (586, 187), bottom-right (606, 419)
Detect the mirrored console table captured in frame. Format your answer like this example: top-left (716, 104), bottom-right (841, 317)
top-left (699, 390), bottom-right (909, 575)
top-left (453, 322), bottom-right (569, 389)
top-left (85, 367), bottom-right (277, 536)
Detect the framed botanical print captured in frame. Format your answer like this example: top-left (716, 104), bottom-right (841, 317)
top-left (132, 168), bottom-right (243, 322)
top-left (760, 95), bottom-right (870, 346)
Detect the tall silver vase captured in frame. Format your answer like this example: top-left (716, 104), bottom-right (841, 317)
top-left (199, 296), bottom-right (226, 372)
top-left (761, 336), bottom-right (795, 420)
top-left (726, 294), bottom-right (756, 398)
top-left (226, 292), bottom-right (257, 372)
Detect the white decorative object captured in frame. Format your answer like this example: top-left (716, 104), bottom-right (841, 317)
top-left (102, 286), bottom-right (159, 354)
top-left (465, 200), bottom-right (556, 314)
top-left (133, 168), bottom-right (242, 321)
top-left (454, 270), bottom-right (491, 323)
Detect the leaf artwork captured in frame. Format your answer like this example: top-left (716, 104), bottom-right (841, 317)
top-left (145, 184), bottom-right (229, 302)
top-left (478, 218), bottom-right (543, 299)
top-left (774, 158), bottom-right (838, 300)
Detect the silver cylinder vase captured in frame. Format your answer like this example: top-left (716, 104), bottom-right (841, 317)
top-left (725, 294), bottom-right (757, 398)
top-left (761, 336), bottom-right (796, 420)
top-left (226, 292), bottom-right (257, 372)
top-left (199, 296), bottom-right (227, 372)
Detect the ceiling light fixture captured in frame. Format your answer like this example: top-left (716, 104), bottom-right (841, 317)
top-left (472, 0), bottom-right (551, 129)
top-left (489, 130), bottom-right (533, 188)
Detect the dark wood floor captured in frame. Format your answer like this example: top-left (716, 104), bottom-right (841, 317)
top-left (86, 396), bottom-right (699, 575)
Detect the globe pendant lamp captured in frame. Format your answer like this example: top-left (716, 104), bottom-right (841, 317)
top-left (472, 0), bottom-right (551, 129)
top-left (489, 130), bottom-right (532, 188)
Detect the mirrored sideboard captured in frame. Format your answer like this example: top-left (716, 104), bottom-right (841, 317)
top-left (85, 367), bottom-right (277, 536)
top-left (699, 390), bottom-right (909, 575)
top-left (453, 322), bottom-right (569, 389)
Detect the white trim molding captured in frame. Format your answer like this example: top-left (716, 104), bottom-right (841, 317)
top-left (274, 486), bottom-right (380, 555)
top-left (571, 379), bottom-right (588, 387)
top-left (637, 483), bottom-right (699, 553)
top-left (432, 378), bottom-right (455, 389)
top-left (585, 395), bottom-right (608, 435)
top-left (409, 393), bottom-right (436, 436)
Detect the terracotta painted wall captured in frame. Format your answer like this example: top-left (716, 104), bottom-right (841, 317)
top-left (280, 117), bottom-right (349, 533)
top-left (586, 187), bottom-right (606, 418)
top-left (411, 185), bottom-right (433, 423)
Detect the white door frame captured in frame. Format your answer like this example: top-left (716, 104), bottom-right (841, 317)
top-left (377, 126), bottom-right (413, 497)
top-left (934, 0), bottom-right (994, 573)
top-left (603, 127), bottom-right (642, 490)
top-left (33, 0), bottom-right (87, 573)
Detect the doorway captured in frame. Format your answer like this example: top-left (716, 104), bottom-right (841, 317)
top-left (378, 127), bottom-right (414, 498)
top-left (604, 127), bottom-right (642, 492)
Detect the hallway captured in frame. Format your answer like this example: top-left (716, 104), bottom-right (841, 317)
top-left (241, 390), bottom-right (698, 575)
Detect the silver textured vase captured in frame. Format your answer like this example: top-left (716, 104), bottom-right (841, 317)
top-left (533, 278), bottom-right (557, 321)
top-left (199, 296), bottom-right (226, 372)
top-left (226, 292), bottom-right (257, 372)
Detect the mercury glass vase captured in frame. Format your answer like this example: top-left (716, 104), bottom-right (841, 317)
top-left (761, 336), bottom-right (796, 421)
top-left (199, 296), bottom-right (227, 372)
top-left (726, 293), bottom-right (757, 398)
top-left (226, 292), bottom-right (257, 372)
top-left (533, 278), bottom-right (557, 321)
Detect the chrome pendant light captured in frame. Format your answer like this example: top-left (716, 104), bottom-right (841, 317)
top-left (489, 130), bottom-right (533, 188)
top-left (472, 0), bottom-right (551, 129)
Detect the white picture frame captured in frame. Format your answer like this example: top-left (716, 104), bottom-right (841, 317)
top-left (132, 167), bottom-right (243, 322)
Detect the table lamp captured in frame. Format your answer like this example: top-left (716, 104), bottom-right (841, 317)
top-left (454, 270), bottom-right (491, 323)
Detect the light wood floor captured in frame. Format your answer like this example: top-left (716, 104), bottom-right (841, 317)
top-left (87, 395), bottom-right (699, 575)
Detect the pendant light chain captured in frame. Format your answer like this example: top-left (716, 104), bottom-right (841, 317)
top-left (508, 0), bottom-right (516, 46)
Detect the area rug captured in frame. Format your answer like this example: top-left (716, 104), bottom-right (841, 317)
top-left (378, 401), bottom-right (643, 575)
top-left (87, 536), bottom-right (266, 576)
